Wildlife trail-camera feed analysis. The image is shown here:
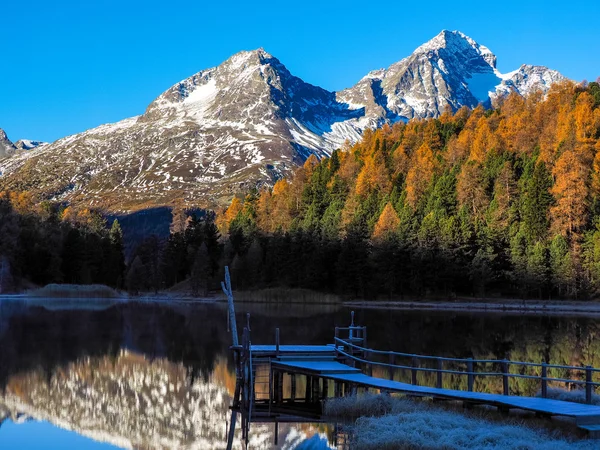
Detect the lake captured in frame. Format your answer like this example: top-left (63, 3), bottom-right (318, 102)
top-left (1, 298), bottom-right (599, 449)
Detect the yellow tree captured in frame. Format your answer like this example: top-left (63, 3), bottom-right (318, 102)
top-left (303, 154), bottom-right (319, 179)
top-left (270, 179), bottom-right (293, 231)
top-left (574, 92), bottom-right (596, 141)
top-left (372, 203), bottom-right (400, 242)
top-left (392, 144), bottom-right (410, 176)
top-left (354, 151), bottom-right (391, 197)
top-left (405, 142), bottom-right (436, 208)
top-left (255, 189), bottom-right (273, 233)
top-left (457, 162), bottom-right (488, 219)
top-left (469, 117), bottom-right (493, 163)
top-left (550, 150), bottom-right (589, 237)
top-left (217, 196), bottom-right (243, 234)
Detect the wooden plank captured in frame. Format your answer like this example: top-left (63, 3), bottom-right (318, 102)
top-left (272, 360), bottom-right (361, 375)
top-left (329, 371), bottom-right (600, 421)
top-left (251, 345), bottom-right (337, 355)
top-left (268, 359), bottom-right (600, 422)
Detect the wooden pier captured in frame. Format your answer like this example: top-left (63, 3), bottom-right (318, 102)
top-left (221, 269), bottom-right (600, 447)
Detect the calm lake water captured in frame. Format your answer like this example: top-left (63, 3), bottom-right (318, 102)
top-left (1, 298), bottom-right (599, 449)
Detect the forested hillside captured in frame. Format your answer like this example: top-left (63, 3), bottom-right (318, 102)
top-left (219, 80), bottom-right (600, 299)
top-left (0, 192), bottom-right (125, 292)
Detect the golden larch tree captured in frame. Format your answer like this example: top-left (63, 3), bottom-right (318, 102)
top-left (372, 202), bottom-right (400, 242)
top-left (354, 151), bottom-right (391, 197)
top-left (405, 142), bottom-right (436, 208)
top-left (457, 162), bottom-right (488, 219)
top-left (550, 150), bottom-right (589, 237)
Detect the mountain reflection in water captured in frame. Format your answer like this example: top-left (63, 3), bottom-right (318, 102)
top-left (2, 299), bottom-right (600, 448)
top-left (0, 300), bottom-right (338, 449)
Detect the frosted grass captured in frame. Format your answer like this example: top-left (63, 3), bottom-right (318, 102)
top-left (325, 394), bottom-right (599, 449)
top-left (538, 387), bottom-right (600, 406)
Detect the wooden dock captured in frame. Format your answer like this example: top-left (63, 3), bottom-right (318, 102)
top-left (219, 267), bottom-right (600, 447)
top-left (242, 317), bottom-right (600, 438)
top-left (271, 358), bottom-right (600, 429)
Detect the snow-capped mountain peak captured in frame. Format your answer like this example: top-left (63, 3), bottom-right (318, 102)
top-left (0, 31), bottom-right (568, 211)
top-left (415, 30), bottom-right (497, 69)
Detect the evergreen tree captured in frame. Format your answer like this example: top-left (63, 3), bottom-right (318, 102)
top-left (126, 256), bottom-right (146, 295)
top-left (190, 243), bottom-right (209, 296)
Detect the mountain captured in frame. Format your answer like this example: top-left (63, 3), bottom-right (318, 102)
top-left (13, 139), bottom-right (47, 150)
top-left (0, 31), bottom-right (567, 211)
top-left (0, 130), bottom-right (46, 165)
top-left (337, 30), bottom-right (565, 121)
top-left (0, 129), bottom-right (15, 159)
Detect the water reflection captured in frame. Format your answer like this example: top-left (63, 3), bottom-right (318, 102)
top-left (0, 300), bottom-right (337, 449)
top-left (1, 299), bottom-right (600, 448)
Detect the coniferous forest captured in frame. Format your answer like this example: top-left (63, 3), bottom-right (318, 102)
top-left (218, 80), bottom-right (600, 299)
top-left (0, 192), bottom-right (125, 291)
top-left (3, 80), bottom-right (600, 300)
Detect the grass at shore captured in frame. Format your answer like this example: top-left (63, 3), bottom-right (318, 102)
top-left (324, 394), bottom-right (598, 449)
top-left (28, 284), bottom-right (123, 299)
top-left (540, 387), bottom-right (600, 406)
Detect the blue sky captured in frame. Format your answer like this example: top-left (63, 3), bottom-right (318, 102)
top-left (0, 420), bottom-right (118, 449)
top-left (2, 0), bottom-right (599, 143)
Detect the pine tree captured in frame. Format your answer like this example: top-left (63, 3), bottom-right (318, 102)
top-left (108, 219), bottom-right (125, 287)
top-left (126, 256), bottom-right (146, 295)
top-left (190, 243), bottom-right (209, 296)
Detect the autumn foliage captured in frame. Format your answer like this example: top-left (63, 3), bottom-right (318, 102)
top-left (215, 80), bottom-right (600, 299)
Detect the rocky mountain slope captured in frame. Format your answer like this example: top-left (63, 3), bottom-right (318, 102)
top-left (0, 129), bottom-right (46, 161)
top-left (0, 129), bottom-right (15, 159)
top-left (0, 30), bottom-right (567, 211)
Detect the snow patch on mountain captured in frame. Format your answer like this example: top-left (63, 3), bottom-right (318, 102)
top-left (0, 31), bottom-right (568, 210)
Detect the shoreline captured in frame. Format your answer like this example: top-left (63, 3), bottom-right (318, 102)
top-left (343, 299), bottom-right (600, 316)
top-left (5, 291), bottom-right (600, 317)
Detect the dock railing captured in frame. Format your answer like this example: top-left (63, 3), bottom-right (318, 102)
top-left (333, 335), bottom-right (600, 404)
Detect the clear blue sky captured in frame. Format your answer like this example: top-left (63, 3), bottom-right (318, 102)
top-left (2, 0), bottom-right (599, 143)
top-left (0, 420), bottom-right (118, 449)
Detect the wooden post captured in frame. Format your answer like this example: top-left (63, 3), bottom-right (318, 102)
top-left (586, 366), bottom-right (593, 405)
top-left (221, 266), bottom-right (238, 347)
top-left (275, 328), bottom-right (280, 357)
top-left (226, 410), bottom-right (237, 450)
top-left (335, 381), bottom-right (342, 398)
top-left (541, 363), bottom-right (548, 398)
top-left (268, 360), bottom-right (273, 414)
top-left (322, 378), bottom-right (329, 399)
top-left (365, 351), bottom-right (372, 376)
top-left (273, 370), bottom-right (279, 404)
top-left (274, 421), bottom-right (279, 446)
top-left (277, 370), bottom-right (284, 404)
top-left (467, 358), bottom-right (474, 392)
top-left (389, 354), bottom-right (395, 381)
top-left (312, 377), bottom-right (321, 402)
top-left (363, 326), bottom-right (368, 352)
top-left (305, 376), bottom-right (312, 403)
top-left (246, 312), bottom-right (251, 331)
top-left (502, 360), bottom-right (509, 396)
top-left (291, 374), bottom-right (296, 401)
top-left (412, 356), bottom-right (419, 386)
top-left (437, 358), bottom-right (443, 389)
